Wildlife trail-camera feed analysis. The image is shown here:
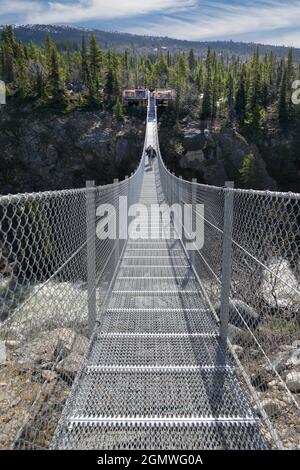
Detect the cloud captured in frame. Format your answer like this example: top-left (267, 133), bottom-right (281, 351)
top-left (7, 0), bottom-right (197, 24)
top-left (0, 0), bottom-right (43, 17)
top-left (1, 0), bottom-right (300, 47)
top-left (129, 0), bottom-right (300, 44)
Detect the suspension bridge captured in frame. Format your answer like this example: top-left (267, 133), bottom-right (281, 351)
top-left (1, 93), bottom-right (299, 450)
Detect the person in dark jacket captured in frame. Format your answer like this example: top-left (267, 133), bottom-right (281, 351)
top-left (146, 145), bottom-right (157, 166)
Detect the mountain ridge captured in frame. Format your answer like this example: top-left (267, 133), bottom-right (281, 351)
top-left (1, 24), bottom-right (299, 59)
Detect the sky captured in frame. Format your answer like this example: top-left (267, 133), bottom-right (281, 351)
top-left (1, 0), bottom-right (300, 46)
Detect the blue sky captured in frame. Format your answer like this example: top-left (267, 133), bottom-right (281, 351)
top-left (1, 0), bottom-right (300, 46)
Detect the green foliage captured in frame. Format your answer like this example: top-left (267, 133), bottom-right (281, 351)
top-left (239, 152), bottom-right (257, 187)
top-left (0, 25), bottom-right (299, 133)
top-left (114, 98), bottom-right (124, 121)
top-left (201, 48), bottom-right (213, 120)
top-left (277, 65), bottom-right (288, 128)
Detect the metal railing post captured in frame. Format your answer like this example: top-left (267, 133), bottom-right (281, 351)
top-left (220, 181), bottom-right (234, 343)
top-left (125, 175), bottom-right (130, 207)
top-left (171, 172), bottom-right (175, 206)
top-left (86, 180), bottom-right (96, 336)
top-left (179, 176), bottom-right (184, 246)
top-left (114, 178), bottom-right (119, 267)
top-left (189, 178), bottom-right (197, 267)
top-left (166, 169), bottom-right (170, 204)
top-left (125, 175), bottom-right (130, 240)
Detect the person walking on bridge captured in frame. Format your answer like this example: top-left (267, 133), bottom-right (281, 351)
top-left (146, 145), bottom-right (157, 167)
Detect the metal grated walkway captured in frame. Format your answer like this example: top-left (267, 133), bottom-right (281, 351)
top-left (51, 96), bottom-right (267, 450)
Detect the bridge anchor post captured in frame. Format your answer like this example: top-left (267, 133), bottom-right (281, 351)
top-left (220, 181), bottom-right (234, 344)
top-left (86, 180), bottom-right (96, 336)
top-left (114, 179), bottom-right (120, 268)
top-left (189, 178), bottom-right (197, 267)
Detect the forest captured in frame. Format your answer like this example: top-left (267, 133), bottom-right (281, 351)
top-left (1, 25), bottom-right (300, 190)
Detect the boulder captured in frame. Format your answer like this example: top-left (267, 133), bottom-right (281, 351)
top-left (179, 150), bottom-right (205, 170)
top-left (262, 258), bottom-right (300, 309)
top-left (182, 128), bottom-right (206, 151)
top-left (286, 349), bottom-right (300, 367)
top-left (42, 370), bottom-right (58, 382)
top-left (257, 398), bottom-right (281, 418)
top-left (6, 281), bottom-right (100, 338)
top-left (286, 372), bottom-right (300, 393)
top-left (56, 352), bottom-right (84, 378)
top-left (14, 328), bottom-right (89, 369)
top-left (265, 351), bottom-right (290, 374)
top-left (215, 299), bottom-right (259, 329)
top-left (0, 341), bottom-right (6, 365)
top-left (227, 324), bottom-right (243, 344)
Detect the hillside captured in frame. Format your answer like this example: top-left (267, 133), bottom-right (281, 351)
top-left (1, 24), bottom-right (300, 60)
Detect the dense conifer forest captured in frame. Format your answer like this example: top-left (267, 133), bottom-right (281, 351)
top-left (1, 25), bottom-right (300, 190)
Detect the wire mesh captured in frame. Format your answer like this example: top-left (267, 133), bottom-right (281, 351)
top-left (155, 118), bottom-right (300, 449)
top-left (1, 94), bottom-right (299, 450)
top-left (52, 421), bottom-right (268, 450)
top-left (0, 139), bottom-right (145, 450)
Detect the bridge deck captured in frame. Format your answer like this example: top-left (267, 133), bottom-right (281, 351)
top-left (51, 101), bottom-right (267, 450)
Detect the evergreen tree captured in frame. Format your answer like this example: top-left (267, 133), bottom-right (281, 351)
top-left (15, 42), bottom-right (29, 96)
top-left (1, 25), bottom-right (17, 82)
top-left (202, 48), bottom-right (212, 120)
top-left (114, 98), bottom-right (124, 121)
top-left (246, 47), bottom-right (263, 128)
top-left (235, 65), bottom-right (247, 125)
top-left (226, 73), bottom-right (235, 123)
top-left (239, 153), bottom-right (257, 187)
top-left (48, 46), bottom-right (66, 105)
top-left (81, 36), bottom-right (89, 85)
top-left (278, 65), bottom-right (288, 128)
top-left (89, 34), bottom-right (102, 82)
top-left (286, 48), bottom-right (294, 117)
top-left (188, 49), bottom-right (196, 71)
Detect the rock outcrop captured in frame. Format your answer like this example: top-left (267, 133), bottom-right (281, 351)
top-left (178, 124), bottom-right (277, 189)
top-left (0, 106), bottom-right (144, 194)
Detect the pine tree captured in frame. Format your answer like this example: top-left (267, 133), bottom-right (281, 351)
top-left (114, 98), bottom-right (124, 121)
top-left (235, 65), bottom-right (247, 125)
top-left (202, 48), bottom-right (212, 120)
top-left (226, 73), bottom-right (235, 123)
top-left (44, 34), bottom-right (56, 68)
top-left (104, 50), bottom-right (121, 106)
top-left (48, 46), bottom-right (66, 105)
top-left (81, 36), bottom-right (89, 85)
top-left (89, 34), bottom-right (102, 82)
top-left (246, 47), bottom-right (263, 128)
top-left (1, 26), bottom-right (17, 82)
top-left (239, 153), bottom-right (257, 187)
top-left (278, 65), bottom-right (288, 128)
top-left (188, 49), bottom-right (196, 71)
top-left (286, 48), bottom-right (294, 117)
top-left (35, 64), bottom-right (46, 98)
top-left (196, 63), bottom-right (204, 93)
top-left (15, 42), bottom-right (29, 97)
top-left (211, 70), bottom-right (219, 120)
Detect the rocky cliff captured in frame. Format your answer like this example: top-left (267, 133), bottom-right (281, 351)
top-left (159, 120), bottom-right (277, 190)
top-left (0, 105), bottom-right (144, 195)
top-left (1, 106), bottom-right (299, 195)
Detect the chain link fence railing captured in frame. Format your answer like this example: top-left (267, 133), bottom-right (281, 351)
top-left (155, 116), bottom-right (300, 449)
top-left (0, 129), bottom-right (146, 450)
top-left (1, 94), bottom-right (299, 450)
